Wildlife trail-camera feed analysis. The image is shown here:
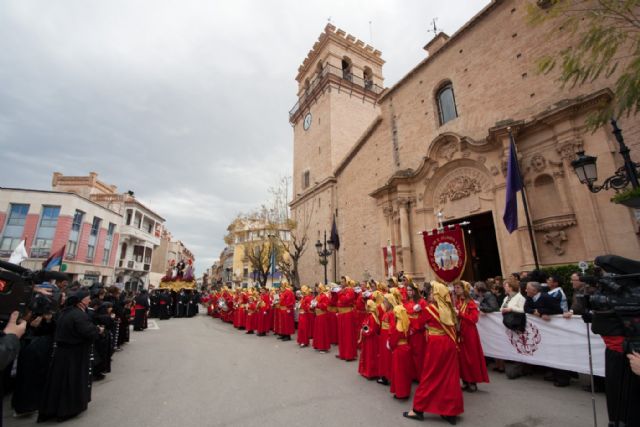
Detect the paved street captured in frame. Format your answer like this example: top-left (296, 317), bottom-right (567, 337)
top-left (6, 313), bottom-right (608, 427)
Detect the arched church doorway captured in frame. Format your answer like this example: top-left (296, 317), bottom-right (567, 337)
top-left (444, 211), bottom-right (502, 282)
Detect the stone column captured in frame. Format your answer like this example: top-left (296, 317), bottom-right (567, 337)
top-left (398, 198), bottom-right (414, 273)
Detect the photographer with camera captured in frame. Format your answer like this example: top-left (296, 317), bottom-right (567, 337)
top-left (581, 255), bottom-right (640, 427)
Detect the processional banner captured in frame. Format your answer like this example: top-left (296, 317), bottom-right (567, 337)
top-left (422, 224), bottom-right (466, 283)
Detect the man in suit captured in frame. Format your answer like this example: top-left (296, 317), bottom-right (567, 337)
top-left (524, 281), bottom-right (562, 319)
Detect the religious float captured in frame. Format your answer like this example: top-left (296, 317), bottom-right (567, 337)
top-left (159, 259), bottom-right (197, 291)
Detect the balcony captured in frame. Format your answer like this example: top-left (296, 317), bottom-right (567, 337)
top-left (119, 224), bottom-right (160, 246)
top-left (30, 248), bottom-right (51, 259)
top-left (289, 63), bottom-right (384, 122)
top-left (117, 259), bottom-right (150, 272)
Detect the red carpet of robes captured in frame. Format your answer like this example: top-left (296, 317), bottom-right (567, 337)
top-left (457, 299), bottom-right (489, 384)
top-left (412, 308), bottom-right (463, 417)
top-left (358, 314), bottom-right (380, 379)
top-left (377, 311), bottom-right (393, 380)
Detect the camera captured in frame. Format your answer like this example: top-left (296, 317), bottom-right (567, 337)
top-left (0, 259), bottom-right (68, 321)
top-left (580, 255), bottom-right (640, 354)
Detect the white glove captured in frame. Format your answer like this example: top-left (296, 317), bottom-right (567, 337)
top-left (331, 287), bottom-right (340, 293)
top-left (413, 304), bottom-right (421, 312)
top-left (363, 291), bottom-right (371, 298)
top-left (386, 340), bottom-right (391, 351)
top-left (287, 310), bottom-right (291, 314)
top-left (354, 287), bottom-right (362, 294)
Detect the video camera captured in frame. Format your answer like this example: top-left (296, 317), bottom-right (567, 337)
top-left (0, 259), bottom-right (68, 321)
top-left (579, 255), bottom-right (640, 354)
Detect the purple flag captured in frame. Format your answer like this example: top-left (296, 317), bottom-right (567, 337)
top-left (503, 135), bottom-right (522, 233)
top-left (330, 216), bottom-right (340, 250)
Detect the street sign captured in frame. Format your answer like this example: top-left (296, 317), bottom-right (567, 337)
top-left (578, 261), bottom-right (588, 274)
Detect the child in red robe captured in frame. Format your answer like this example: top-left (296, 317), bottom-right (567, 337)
top-left (297, 286), bottom-right (314, 347)
top-left (358, 300), bottom-right (380, 379)
top-left (312, 284), bottom-right (331, 352)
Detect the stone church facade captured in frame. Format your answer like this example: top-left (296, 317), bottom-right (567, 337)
top-left (290, 0), bottom-right (640, 285)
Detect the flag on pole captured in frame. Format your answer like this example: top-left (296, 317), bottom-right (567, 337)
top-left (270, 247), bottom-right (276, 279)
top-left (8, 240), bottom-right (28, 265)
top-left (330, 216), bottom-right (340, 250)
top-left (43, 245), bottom-right (66, 271)
top-left (503, 135), bottom-right (523, 233)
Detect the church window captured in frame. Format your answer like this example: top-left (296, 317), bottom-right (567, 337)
top-left (436, 83), bottom-right (458, 125)
top-left (342, 57), bottom-right (353, 81)
top-left (302, 170), bottom-right (310, 189)
top-left (363, 66), bottom-right (373, 90)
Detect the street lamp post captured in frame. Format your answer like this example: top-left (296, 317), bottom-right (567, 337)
top-left (571, 119), bottom-right (640, 193)
top-left (315, 230), bottom-right (334, 285)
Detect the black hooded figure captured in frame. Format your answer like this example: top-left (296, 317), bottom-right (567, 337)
top-left (92, 302), bottom-right (114, 379)
top-left (38, 288), bottom-right (100, 422)
top-left (133, 290), bottom-right (149, 331)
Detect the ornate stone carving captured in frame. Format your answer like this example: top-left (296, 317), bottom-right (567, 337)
top-left (490, 165), bottom-right (500, 176)
top-left (544, 230), bottom-right (568, 255)
top-left (382, 206), bottom-right (393, 218)
top-left (530, 154), bottom-right (547, 172)
top-left (439, 176), bottom-right (482, 204)
top-left (438, 140), bottom-right (458, 161)
top-left (556, 138), bottom-right (584, 160)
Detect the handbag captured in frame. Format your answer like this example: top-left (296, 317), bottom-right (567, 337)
top-left (502, 311), bottom-right (526, 332)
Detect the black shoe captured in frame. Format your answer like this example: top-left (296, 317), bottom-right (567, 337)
top-left (441, 415), bottom-right (457, 425)
top-left (257, 333), bottom-right (266, 336)
top-left (246, 331), bottom-right (254, 334)
top-left (554, 380), bottom-right (570, 387)
top-left (281, 336), bottom-right (291, 341)
top-left (376, 378), bottom-right (389, 385)
top-left (544, 372), bottom-right (555, 382)
top-left (402, 411), bottom-right (424, 421)
top-left (93, 373), bottom-right (106, 381)
top-left (393, 395), bottom-right (409, 400)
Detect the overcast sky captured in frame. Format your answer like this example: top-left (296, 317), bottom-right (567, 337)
top-left (0, 0), bottom-right (488, 273)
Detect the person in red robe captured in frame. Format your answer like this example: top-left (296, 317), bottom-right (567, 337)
top-left (278, 283), bottom-right (295, 341)
top-left (454, 280), bottom-right (489, 392)
top-left (389, 304), bottom-right (413, 400)
top-left (256, 287), bottom-right (271, 336)
top-left (336, 277), bottom-right (358, 361)
top-left (245, 290), bottom-right (257, 334)
top-left (404, 281), bottom-right (462, 425)
top-left (232, 289), bottom-right (241, 328)
top-left (297, 286), bottom-right (314, 347)
top-left (327, 285), bottom-right (339, 345)
top-left (355, 283), bottom-right (368, 328)
top-left (405, 283), bottom-right (427, 381)
top-left (312, 284), bottom-right (331, 352)
top-left (377, 292), bottom-right (399, 385)
top-left (223, 289), bottom-right (234, 323)
top-left (271, 289), bottom-right (280, 334)
top-left (358, 300), bottom-right (380, 379)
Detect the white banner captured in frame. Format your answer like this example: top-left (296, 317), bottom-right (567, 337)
top-left (477, 313), bottom-right (605, 376)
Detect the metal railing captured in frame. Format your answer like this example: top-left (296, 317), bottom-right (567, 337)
top-left (289, 63), bottom-right (384, 120)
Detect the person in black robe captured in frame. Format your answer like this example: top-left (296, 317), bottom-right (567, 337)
top-left (38, 288), bottom-right (101, 422)
top-left (158, 290), bottom-right (171, 320)
top-left (175, 290), bottom-right (186, 318)
top-left (133, 290), bottom-right (149, 331)
top-left (149, 291), bottom-right (160, 318)
top-left (92, 302), bottom-right (115, 380)
top-left (119, 298), bottom-right (132, 345)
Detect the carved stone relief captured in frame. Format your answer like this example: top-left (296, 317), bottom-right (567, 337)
top-left (544, 230), bottom-right (568, 255)
top-left (556, 138), bottom-right (584, 160)
top-left (438, 139), bottom-right (458, 161)
top-left (438, 176), bottom-right (482, 204)
top-left (530, 154), bottom-right (547, 173)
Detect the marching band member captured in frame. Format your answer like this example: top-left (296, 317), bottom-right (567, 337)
top-left (245, 289), bottom-right (257, 334)
top-left (256, 287), bottom-right (271, 336)
top-left (404, 281), bottom-right (462, 425)
top-left (312, 284), bottom-right (331, 353)
top-left (278, 283), bottom-right (295, 341)
top-left (389, 303), bottom-right (412, 400)
top-left (405, 282), bottom-right (427, 381)
top-left (358, 300), bottom-right (380, 379)
top-left (377, 292), bottom-right (399, 385)
top-left (327, 284), bottom-right (339, 345)
top-left (296, 285), bottom-right (314, 347)
top-left (336, 277), bottom-right (358, 361)
top-left (454, 280), bottom-right (489, 392)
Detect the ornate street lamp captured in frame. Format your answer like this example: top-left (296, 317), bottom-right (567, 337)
top-left (571, 120), bottom-right (640, 201)
top-left (315, 230), bottom-right (334, 285)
